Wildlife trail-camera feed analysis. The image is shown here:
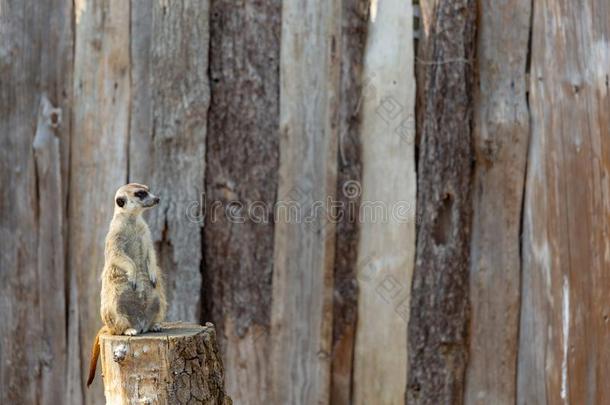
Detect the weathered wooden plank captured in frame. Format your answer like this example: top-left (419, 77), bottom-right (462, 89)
top-left (406, 1), bottom-right (477, 404)
top-left (129, 0), bottom-right (210, 323)
top-left (66, 256), bottom-right (84, 405)
top-left (351, 1), bottom-right (416, 404)
top-left (33, 96), bottom-right (67, 405)
top-left (0, 6), bottom-right (41, 400)
top-left (518, 1), bottom-right (610, 404)
top-left (40, 2), bottom-right (78, 403)
top-left (270, 0), bottom-right (341, 403)
top-left (39, 0), bottom-right (75, 399)
top-left (464, 1), bottom-right (531, 404)
top-left (148, 0), bottom-right (209, 322)
top-left (203, 1), bottom-right (280, 404)
top-left (330, 1), bottom-right (369, 404)
top-left (71, 1), bottom-right (130, 403)
top-left (0, 0), bottom-right (73, 403)
top-left (128, 0), bottom-right (154, 182)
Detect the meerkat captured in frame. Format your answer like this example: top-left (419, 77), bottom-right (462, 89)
top-left (87, 183), bottom-right (167, 387)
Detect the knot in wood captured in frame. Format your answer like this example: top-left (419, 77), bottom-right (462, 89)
top-left (113, 344), bottom-right (128, 362)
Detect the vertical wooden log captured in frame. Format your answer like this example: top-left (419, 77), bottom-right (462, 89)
top-left (270, 0), bottom-right (341, 403)
top-left (99, 323), bottom-right (231, 405)
top-left (45, 5), bottom-right (78, 405)
top-left (352, 1), bottom-right (416, 404)
top-left (518, 1), bottom-right (610, 403)
top-left (134, 0), bottom-right (210, 322)
top-left (0, 8), bottom-right (41, 396)
top-left (464, 1), bottom-right (531, 404)
top-left (129, 0), bottom-right (154, 182)
top-left (330, 0), bottom-right (369, 403)
top-left (0, 63), bottom-right (40, 404)
top-left (67, 253), bottom-right (85, 405)
top-left (0, 0), bottom-right (72, 403)
top-left (71, 1), bottom-right (130, 403)
top-left (33, 96), bottom-right (67, 405)
top-left (406, 1), bottom-right (477, 404)
top-left (203, 1), bottom-right (280, 404)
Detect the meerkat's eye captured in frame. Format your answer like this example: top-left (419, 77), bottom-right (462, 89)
top-left (116, 197), bottom-right (126, 207)
top-left (135, 190), bottom-right (148, 199)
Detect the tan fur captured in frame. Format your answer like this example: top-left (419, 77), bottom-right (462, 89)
top-left (87, 183), bottom-right (167, 387)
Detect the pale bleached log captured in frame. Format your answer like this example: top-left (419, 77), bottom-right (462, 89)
top-left (270, 0), bottom-right (341, 403)
top-left (71, 2), bottom-right (131, 404)
top-left (100, 323), bottom-right (232, 405)
top-left (352, 1), bottom-right (416, 404)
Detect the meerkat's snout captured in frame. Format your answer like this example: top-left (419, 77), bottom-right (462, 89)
top-left (144, 194), bottom-right (160, 208)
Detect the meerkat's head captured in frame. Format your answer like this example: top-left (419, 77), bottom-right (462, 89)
top-left (113, 183), bottom-right (160, 215)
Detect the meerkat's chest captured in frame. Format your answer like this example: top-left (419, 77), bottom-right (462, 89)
top-left (120, 231), bottom-right (150, 272)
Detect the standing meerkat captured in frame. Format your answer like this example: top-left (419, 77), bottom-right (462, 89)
top-left (87, 183), bottom-right (167, 387)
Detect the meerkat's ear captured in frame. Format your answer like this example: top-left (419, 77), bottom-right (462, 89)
top-left (116, 196), bottom-right (126, 208)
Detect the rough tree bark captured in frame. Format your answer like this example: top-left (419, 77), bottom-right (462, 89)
top-left (352, 1), bottom-right (416, 404)
top-left (406, 1), bottom-right (477, 404)
top-left (464, 1), bottom-right (531, 404)
top-left (270, 0), bottom-right (341, 403)
top-left (518, 1), bottom-right (610, 403)
top-left (202, 1), bottom-right (280, 404)
top-left (100, 323), bottom-right (232, 404)
top-left (71, 1), bottom-right (131, 404)
top-left (330, 0), bottom-right (369, 403)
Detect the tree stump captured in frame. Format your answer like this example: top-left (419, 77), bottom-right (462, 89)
top-left (99, 322), bottom-right (232, 405)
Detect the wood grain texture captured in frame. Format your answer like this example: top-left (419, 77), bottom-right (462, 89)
top-left (406, 1), bottom-right (477, 404)
top-left (518, 1), bottom-right (610, 403)
top-left (100, 323), bottom-right (232, 404)
top-left (129, 0), bottom-right (210, 323)
top-left (330, 1), bottom-right (368, 403)
top-left (129, 0), bottom-right (154, 183)
top-left (33, 96), bottom-right (67, 405)
top-left (464, 1), bottom-right (531, 404)
top-left (203, 1), bottom-right (280, 404)
top-left (0, 0), bottom-right (73, 403)
top-left (270, 0), bottom-right (341, 403)
top-left (71, 1), bottom-right (131, 403)
top-left (352, 1), bottom-right (416, 404)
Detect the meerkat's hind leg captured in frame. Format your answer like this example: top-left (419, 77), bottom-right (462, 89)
top-left (150, 323), bottom-right (163, 332)
top-left (124, 328), bottom-right (138, 336)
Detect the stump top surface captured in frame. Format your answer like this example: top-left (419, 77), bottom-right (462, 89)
top-left (100, 321), bottom-right (214, 341)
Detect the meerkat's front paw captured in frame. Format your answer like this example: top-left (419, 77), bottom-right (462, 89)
top-left (149, 272), bottom-right (157, 288)
top-left (150, 323), bottom-right (162, 332)
top-left (129, 277), bottom-right (137, 291)
top-left (124, 328), bottom-right (138, 336)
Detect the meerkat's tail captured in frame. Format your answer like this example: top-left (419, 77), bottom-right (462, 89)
top-left (86, 326), bottom-right (108, 387)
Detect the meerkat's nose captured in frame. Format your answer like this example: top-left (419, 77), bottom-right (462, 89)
top-left (153, 196), bottom-right (160, 204)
